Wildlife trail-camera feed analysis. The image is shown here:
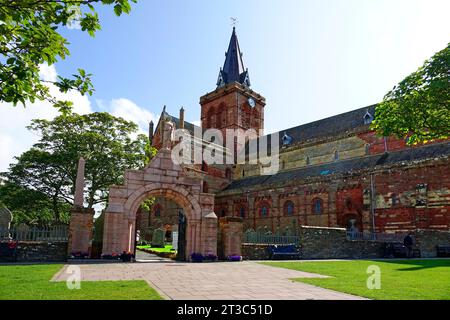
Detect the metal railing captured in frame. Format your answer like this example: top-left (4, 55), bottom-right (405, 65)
top-left (0, 225), bottom-right (68, 242)
top-left (244, 232), bottom-right (300, 245)
top-left (346, 231), bottom-right (406, 243)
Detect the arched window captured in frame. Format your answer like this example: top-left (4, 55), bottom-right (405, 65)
top-left (201, 161), bottom-right (208, 172)
top-left (220, 209), bottom-right (226, 217)
top-left (363, 111), bottom-right (373, 125)
top-left (365, 143), bottom-right (370, 155)
top-left (284, 201), bottom-right (295, 216)
top-left (221, 108), bottom-right (226, 127)
top-left (239, 207), bottom-right (246, 219)
top-left (345, 198), bottom-right (353, 210)
top-left (203, 181), bottom-right (208, 193)
top-left (225, 168), bottom-right (232, 180)
top-left (334, 150), bottom-right (339, 161)
top-left (207, 108), bottom-right (216, 127)
top-left (216, 112), bottom-right (222, 129)
top-left (154, 205), bottom-right (162, 217)
top-left (260, 204), bottom-right (269, 218)
top-left (391, 193), bottom-right (400, 206)
top-left (242, 170), bottom-right (245, 178)
top-left (306, 156), bottom-right (310, 165)
top-left (312, 198), bottom-right (323, 214)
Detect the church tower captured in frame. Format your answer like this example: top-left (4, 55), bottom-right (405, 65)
top-left (200, 27), bottom-right (265, 139)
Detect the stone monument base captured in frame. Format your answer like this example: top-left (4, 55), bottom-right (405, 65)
top-left (68, 206), bottom-right (95, 257)
top-left (219, 217), bottom-right (243, 260)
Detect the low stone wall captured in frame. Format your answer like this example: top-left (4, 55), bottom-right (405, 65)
top-left (1, 241), bottom-right (68, 262)
top-left (298, 226), bottom-right (384, 259)
top-left (242, 227), bottom-right (450, 260)
top-left (242, 244), bottom-right (271, 260)
top-left (414, 229), bottom-right (450, 258)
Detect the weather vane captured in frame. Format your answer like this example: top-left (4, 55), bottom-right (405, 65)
top-left (230, 17), bottom-right (238, 28)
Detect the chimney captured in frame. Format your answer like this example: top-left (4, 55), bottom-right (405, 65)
top-left (179, 107), bottom-right (185, 129)
top-left (149, 120), bottom-right (154, 142)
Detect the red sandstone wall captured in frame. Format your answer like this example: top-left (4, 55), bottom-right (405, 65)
top-left (358, 131), bottom-right (448, 155)
top-left (217, 160), bottom-right (450, 233)
top-left (372, 163), bottom-right (450, 232)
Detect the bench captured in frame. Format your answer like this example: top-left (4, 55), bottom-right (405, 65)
top-left (437, 245), bottom-right (450, 257)
top-left (0, 241), bottom-right (18, 262)
top-left (383, 243), bottom-right (421, 258)
top-left (268, 244), bottom-right (300, 260)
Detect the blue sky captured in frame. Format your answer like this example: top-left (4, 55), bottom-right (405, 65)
top-left (56, 0), bottom-right (450, 131)
top-left (1, 0), bottom-right (449, 171)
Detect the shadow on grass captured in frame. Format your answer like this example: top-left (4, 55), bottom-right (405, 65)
top-left (380, 259), bottom-right (450, 271)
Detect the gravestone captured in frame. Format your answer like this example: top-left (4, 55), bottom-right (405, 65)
top-left (172, 231), bottom-right (179, 251)
top-left (0, 207), bottom-right (12, 240)
top-left (151, 228), bottom-right (165, 248)
top-left (0, 207), bottom-right (12, 231)
top-left (256, 226), bottom-right (264, 235)
top-left (285, 226), bottom-right (293, 236)
top-left (275, 226), bottom-right (282, 236)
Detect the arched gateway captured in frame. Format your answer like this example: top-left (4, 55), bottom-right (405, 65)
top-left (102, 148), bottom-right (218, 261)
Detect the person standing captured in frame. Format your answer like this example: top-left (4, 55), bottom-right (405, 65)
top-left (403, 233), bottom-right (414, 258)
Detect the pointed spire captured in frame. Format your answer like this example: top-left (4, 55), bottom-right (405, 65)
top-left (217, 27), bottom-right (251, 88)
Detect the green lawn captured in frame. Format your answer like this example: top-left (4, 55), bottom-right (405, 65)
top-left (0, 264), bottom-right (163, 300)
top-left (262, 259), bottom-right (450, 300)
top-left (137, 244), bottom-right (175, 253)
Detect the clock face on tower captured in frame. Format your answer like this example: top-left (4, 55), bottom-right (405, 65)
top-left (248, 97), bottom-right (256, 108)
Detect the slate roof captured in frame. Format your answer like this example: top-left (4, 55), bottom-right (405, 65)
top-left (276, 105), bottom-right (377, 145)
top-left (217, 27), bottom-right (251, 88)
top-left (223, 141), bottom-right (450, 192)
top-left (240, 104), bottom-right (377, 156)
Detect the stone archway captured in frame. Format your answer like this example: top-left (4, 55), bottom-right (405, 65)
top-left (102, 148), bottom-right (218, 261)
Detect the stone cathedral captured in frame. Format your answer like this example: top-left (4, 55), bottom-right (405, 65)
top-left (140, 27), bottom-right (450, 241)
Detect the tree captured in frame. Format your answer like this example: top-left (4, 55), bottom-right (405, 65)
top-left (3, 112), bottom-right (155, 216)
top-left (0, 0), bottom-right (137, 113)
top-left (372, 43), bottom-right (450, 145)
top-left (0, 180), bottom-right (71, 225)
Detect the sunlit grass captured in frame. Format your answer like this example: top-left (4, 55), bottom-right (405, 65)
top-left (0, 264), bottom-right (163, 300)
top-left (262, 259), bottom-right (450, 300)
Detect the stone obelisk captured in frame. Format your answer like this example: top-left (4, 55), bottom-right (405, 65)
top-left (74, 157), bottom-right (85, 207)
top-left (68, 157), bottom-right (94, 258)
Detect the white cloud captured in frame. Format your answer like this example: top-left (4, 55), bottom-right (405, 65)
top-left (66, 6), bottom-right (82, 30)
top-left (39, 63), bottom-right (58, 82)
top-left (97, 98), bottom-right (157, 136)
top-left (0, 64), bottom-right (92, 172)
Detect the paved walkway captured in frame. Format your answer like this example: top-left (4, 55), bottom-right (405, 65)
top-left (135, 250), bottom-right (174, 263)
top-left (52, 261), bottom-right (365, 300)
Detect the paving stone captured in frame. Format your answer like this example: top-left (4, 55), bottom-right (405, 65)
top-left (52, 261), bottom-right (366, 300)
